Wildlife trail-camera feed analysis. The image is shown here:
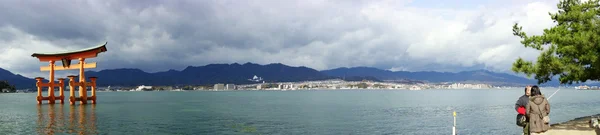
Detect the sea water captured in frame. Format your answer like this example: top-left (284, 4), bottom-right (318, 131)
top-left (0, 89), bottom-right (599, 135)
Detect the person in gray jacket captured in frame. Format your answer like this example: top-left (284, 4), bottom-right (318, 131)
top-left (516, 86), bottom-right (532, 110)
top-left (516, 86), bottom-right (531, 135)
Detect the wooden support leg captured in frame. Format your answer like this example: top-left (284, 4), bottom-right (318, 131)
top-left (35, 77), bottom-right (44, 104)
top-left (68, 76), bottom-right (77, 105)
top-left (79, 82), bottom-right (87, 105)
top-left (58, 78), bottom-right (65, 104)
top-left (48, 86), bottom-right (55, 104)
top-left (90, 77), bottom-right (97, 104)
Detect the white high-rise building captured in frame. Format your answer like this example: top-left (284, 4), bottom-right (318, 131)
top-left (226, 84), bottom-right (236, 90)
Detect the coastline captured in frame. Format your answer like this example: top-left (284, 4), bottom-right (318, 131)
top-left (546, 114), bottom-right (600, 135)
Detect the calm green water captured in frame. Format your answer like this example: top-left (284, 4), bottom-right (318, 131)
top-left (0, 89), bottom-right (599, 135)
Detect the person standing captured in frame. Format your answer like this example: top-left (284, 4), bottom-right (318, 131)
top-left (527, 86), bottom-right (551, 135)
top-left (516, 86), bottom-right (531, 135)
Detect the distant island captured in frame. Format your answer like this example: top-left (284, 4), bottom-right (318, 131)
top-left (0, 62), bottom-right (585, 91)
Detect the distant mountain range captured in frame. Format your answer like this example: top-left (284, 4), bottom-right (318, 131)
top-left (0, 68), bottom-right (37, 89)
top-left (321, 67), bottom-right (537, 85)
top-left (84, 63), bottom-right (332, 86)
top-left (0, 62), bottom-right (567, 89)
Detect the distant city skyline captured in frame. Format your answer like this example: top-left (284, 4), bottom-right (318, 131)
top-left (0, 0), bottom-right (560, 78)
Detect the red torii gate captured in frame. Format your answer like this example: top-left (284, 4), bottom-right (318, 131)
top-left (31, 42), bottom-right (107, 105)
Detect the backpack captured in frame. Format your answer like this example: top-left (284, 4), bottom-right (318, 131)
top-left (516, 114), bottom-right (527, 127)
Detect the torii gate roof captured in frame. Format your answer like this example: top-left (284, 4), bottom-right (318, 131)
top-left (31, 42), bottom-right (107, 61)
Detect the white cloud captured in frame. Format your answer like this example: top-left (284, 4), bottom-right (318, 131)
top-left (0, 27), bottom-right (68, 78)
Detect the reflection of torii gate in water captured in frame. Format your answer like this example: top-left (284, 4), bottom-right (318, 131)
top-left (37, 104), bottom-right (98, 134)
top-left (31, 42), bottom-right (107, 105)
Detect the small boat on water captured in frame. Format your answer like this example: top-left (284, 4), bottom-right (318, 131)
top-left (576, 85), bottom-right (600, 90)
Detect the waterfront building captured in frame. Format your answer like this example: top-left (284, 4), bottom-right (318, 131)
top-left (136, 85), bottom-right (153, 91)
top-left (214, 84), bottom-right (225, 91)
top-left (225, 84), bottom-right (236, 90)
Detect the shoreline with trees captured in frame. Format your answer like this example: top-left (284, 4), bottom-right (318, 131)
top-left (0, 81), bottom-right (16, 93)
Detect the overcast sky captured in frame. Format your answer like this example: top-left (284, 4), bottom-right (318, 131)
top-left (0, 0), bottom-right (561, 78)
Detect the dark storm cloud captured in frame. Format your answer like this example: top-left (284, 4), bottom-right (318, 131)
top-left (0, 0), bottom-right (559, 78)
top-left (0, 1), bottom-right (107, 43)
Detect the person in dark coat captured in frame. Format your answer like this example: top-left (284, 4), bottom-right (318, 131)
top-left (516, 86), bottom-right (531, 135)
